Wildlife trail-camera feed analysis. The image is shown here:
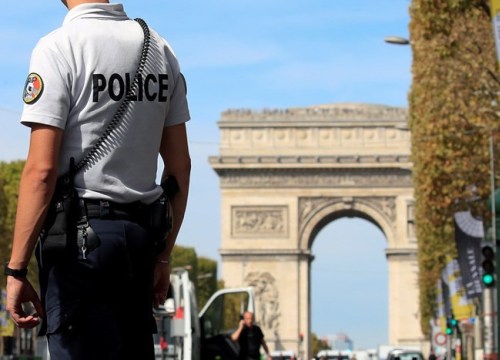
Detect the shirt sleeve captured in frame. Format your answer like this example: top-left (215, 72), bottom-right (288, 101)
top-left (164, 71), bottom-right (190, 127)
top-left (20, 38), bottom-right (71, 129)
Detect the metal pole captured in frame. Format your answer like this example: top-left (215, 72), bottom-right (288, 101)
top-left (492, 132), bottom-right (497, 251)
top-left (447, 332), bottom-right (453, 360)
top-left (490, 132), bottom-right (499, 359)
top-left (485, 287), bottom-right (495, 359)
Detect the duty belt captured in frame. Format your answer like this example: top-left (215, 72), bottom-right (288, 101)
top-left (82, 199), bottom-right (148, 223)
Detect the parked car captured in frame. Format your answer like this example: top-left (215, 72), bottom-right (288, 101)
top-left (387, 349), bottom-right (425, 360)
top-left (270, 350), bottom-right (297, 359)
top-left (316, 349), bottom-right (351, 360)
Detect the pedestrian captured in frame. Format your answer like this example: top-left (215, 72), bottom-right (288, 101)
top-left (5, 1), bottom-right (191, 359)
top-left (231, 311), bottom-right (272, 360)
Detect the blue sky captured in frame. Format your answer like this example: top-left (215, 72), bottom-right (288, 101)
top-left (0, 0), bottom-right (412, 350)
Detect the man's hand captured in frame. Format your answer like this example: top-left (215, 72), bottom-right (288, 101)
top-left (153, 262), bottom-right (170, 308)
top-left (6, 276), bottom-right (44, 328)
top-left (239, 319), bottom-right (245, 328)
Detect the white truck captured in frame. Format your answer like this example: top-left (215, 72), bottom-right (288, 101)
top-left (153, 268), bottom-right (255, 360)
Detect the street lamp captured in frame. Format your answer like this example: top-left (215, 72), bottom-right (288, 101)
top-left (384, 36), bottom-right (410, 45)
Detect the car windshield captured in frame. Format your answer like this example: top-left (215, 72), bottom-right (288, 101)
top-left (391, 352), bottom-right (423, 360)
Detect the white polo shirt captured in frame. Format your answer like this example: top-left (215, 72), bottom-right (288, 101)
top-left (20, 3), bottom-right (190, 204)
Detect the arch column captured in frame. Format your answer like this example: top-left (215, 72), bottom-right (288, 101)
top-left (385, 248), bottom-right (423, 345)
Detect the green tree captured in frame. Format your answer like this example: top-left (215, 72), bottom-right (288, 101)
top-left (171, 244), bottom-right (198, 270)
top-left (197, 256), bottom-right (218, 309)
top-left (170, 245), bottom-right (221, 308)
top-left (0, 161), bottom-right (26, 278)
top-left (409, 0), bottom-right (498, 334)
top-left (311, 332), bottom-right (330, 357)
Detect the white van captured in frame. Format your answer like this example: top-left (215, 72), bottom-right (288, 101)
top-left (270, 349), bottom-right (297, 359)
top-left (153, 268), bottom-right (255, 360)
top-left (316, 349), bottom-right (352, 360)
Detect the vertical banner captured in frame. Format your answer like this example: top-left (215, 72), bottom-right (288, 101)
top-left (454, 211), bottom-right (484, 299)
top-left (491, 0), bottom-right (500, 69)
top-left (443, 259), bottom-right (475, 321)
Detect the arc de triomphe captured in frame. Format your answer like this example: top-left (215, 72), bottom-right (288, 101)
top-left (209, 103), bottom-right (425, 358)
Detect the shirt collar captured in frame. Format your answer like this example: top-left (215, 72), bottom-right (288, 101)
top-left (63, 3), bottom-right (128, 25)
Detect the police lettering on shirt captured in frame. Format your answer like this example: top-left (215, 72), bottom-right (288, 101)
top-left (92, 73), bottom-right (168, 102)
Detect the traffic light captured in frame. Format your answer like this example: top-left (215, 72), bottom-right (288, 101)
top-left (481, 245), bottom-right (495, 287)
top-left (446, 316), bottom-right (458, 335)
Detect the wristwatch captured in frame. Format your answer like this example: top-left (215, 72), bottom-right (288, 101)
top-left (4, 264), bottom-right (28, 278)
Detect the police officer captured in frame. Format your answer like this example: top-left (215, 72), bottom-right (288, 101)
top-left (5, 1), bottom-right (191, 359)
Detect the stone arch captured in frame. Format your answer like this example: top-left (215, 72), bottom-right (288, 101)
top-left (210, 103), bottom-right (425, 359)
top-left (299, 197), bottom-right (396, 250)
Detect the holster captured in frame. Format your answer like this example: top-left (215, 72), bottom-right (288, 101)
top-left (148, 192), bottom-right (173, 254)
top-left (39, 160), bottom-right (78, 264)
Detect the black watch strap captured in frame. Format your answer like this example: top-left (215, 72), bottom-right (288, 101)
top-left (4, 264), bottom-right (28, 278)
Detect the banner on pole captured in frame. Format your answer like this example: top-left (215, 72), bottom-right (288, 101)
top-left (442, 259), bottom-right (475, 321)
top-left (454, 211), bottom-right (484, 299)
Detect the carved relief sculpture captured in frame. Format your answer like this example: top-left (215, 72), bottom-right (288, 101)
top-left (245, 271), bottom-right (281, 333)
top-left (232, 206), bottom-right (288, 238)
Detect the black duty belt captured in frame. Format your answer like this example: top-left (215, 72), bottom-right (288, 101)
top-left (83, 199), bottom-right (148, 223)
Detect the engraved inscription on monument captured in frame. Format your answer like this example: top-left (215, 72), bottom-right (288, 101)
top-left (232, 206), bottom-right (288, 238)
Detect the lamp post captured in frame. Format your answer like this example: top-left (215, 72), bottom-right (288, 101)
top-left (384, 36), bottom-right (411, 45)
top-left (488, 130), bottom-right (499, 359)
top-left (487, 0), bottom-right (500, 353)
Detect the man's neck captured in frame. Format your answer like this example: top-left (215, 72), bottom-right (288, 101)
top-left (65, 0), bottom-right (109, 10)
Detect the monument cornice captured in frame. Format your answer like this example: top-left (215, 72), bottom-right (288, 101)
top-left (212, 167), bottom-right (413, 189)
top-left (210, 155), bottom-right (412, 168)
top-left (220, 103), bottom-right (408, 125)
top-left (209, 154), bottom-right (411, 168)
top-left (220, 249), bottom-right (313, 259)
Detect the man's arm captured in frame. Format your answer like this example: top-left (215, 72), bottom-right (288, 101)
top-left (6, 124), bottom-right (63, 328)
top-left (153, 122), bottom-right (191, 307)
top-left (261, 338), bottom-right (271, 359)
top-left (231, 320), bottom-right (245, 342)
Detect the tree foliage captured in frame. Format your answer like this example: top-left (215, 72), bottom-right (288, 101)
top-left (311, 332), bottom-right (330, 357)
top-left (170, 245), bottom-right (219, 308)
top-left (0, 161), bottom-right (26, 279)
top-left (409, 0), bottom-right (498, 334)
top-left (197, 256), bottom-right (218, 309)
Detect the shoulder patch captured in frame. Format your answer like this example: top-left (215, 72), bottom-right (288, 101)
top-left (23, 73), bottom-right (44, 104)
